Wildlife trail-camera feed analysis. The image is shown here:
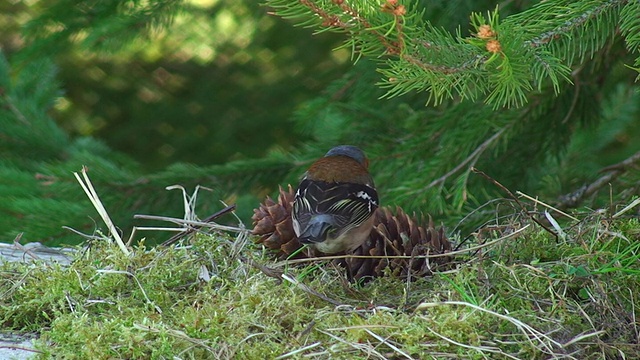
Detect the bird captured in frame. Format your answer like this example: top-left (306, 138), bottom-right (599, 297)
top-left (292, 145), bottom-right (379, 254)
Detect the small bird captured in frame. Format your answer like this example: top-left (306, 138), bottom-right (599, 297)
top-left (292, 145), bottom-right (379, 254)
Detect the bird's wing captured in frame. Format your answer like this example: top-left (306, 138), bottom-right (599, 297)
top-left (293, 179), bottom-right (378, 233)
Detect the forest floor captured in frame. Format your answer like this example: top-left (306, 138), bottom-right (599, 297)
top-left (1, 200), bottom-right (639, 359)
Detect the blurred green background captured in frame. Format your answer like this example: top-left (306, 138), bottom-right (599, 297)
top-left (1, 0), bottom-right (349, 171)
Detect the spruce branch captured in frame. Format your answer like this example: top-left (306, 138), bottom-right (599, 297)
top-left (297, 0), bottom-right (408, 56)
top-left (267, 0), bottom-right (632, 107)
top-left (20, 0), bottom-right (185, 57)
top-left (523, 0), bottom-right (626, 49)
top-left (0, 90), bottom-right (30, 125)
top-left (425, 127), bottom-right (506, 191)
top-left (620, 0), bottom-right (640, 78)
top-left (620, 0), bottom-right (640, 53)
top-left (556, 149), bottom-right (640, 211)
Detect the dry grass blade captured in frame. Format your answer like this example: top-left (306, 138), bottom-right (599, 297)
top-left (281, 274), bottom-right (344, 307)
top-left (425, 325), bottom-right (521, 360)
top-left (73, 166), bottom-right (130, 256)
top-left (317, 329), bottom-right (388, 359)
top-left (562, 330), bottom-right (606, 347)
top-left (415, 301), bottom-right (564, 355)
top-left (362, 328), bottom-right (414, 360)
top-left (544, 210), bottom-right (567, 240)
top-left (133, 323), bottom-right (217, 354)
top-left (95, 269), bottom-right (162, 314)
top-left (165, 184), bottom-right (213, 222)
top-left (630, 289), bottom-right (638, 342)
top-left (274, 342), bottom-right (322, 359)
top-left (517, 191), bottom-right (580, 222)
top-left (613, 197), bottom-right (640, 218)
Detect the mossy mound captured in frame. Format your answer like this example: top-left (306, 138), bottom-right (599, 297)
top-left (1, 215), bottom-right (639, 359)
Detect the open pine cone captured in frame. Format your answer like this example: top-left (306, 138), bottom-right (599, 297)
top-left (252, 185), bottom-right (453, 281)
top-left (344, 207), bottom-right (451, 281)
top-left (251, 185), bottom-right (304, 258)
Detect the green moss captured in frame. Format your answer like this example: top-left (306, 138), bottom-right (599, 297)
top-left (1, 217), bottom-right (639, 358)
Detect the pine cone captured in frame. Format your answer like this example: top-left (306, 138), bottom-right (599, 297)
top-left (252, 186), bottom-right (453, 280)
top-left (251, 185), bottom-right (303, 259)
top-left (344, 207), bottom-right (452, 281)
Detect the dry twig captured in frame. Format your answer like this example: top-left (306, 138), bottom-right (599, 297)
top-left (556, 149), bottom-right (640, 210)
top-left (159, 204), bottom-right (237, 246)
top-left (472, 167), bottom-right (559, 240)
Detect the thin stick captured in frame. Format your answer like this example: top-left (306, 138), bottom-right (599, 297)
top-left (12, 233), bottom-right (40, 261)
top-left (0, 346), bottom-right (43, 354)
top-left (62, 226), bottom-right (107, 241)
top-left (241, 255), bottom-right (283, 283)
top-left (159, 204), bottom-right (237, 246)
top-left (471, 167), bottom-right (558, 240)
top-left (134, 214), bottom-right (244, 233)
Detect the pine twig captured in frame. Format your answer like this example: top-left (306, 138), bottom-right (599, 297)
top-left (525, 0), bottom-right (625, 48)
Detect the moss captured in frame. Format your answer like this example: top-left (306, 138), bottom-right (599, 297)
top-left (1, 216), bottom-right (639, 358)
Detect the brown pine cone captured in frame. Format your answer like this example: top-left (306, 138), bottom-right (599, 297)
top-left (252, 186), bottom-right (453, 280)
top-left (251, 185), bottom-right (303, 258)
top-left (344, 207), bottom-right (452, 281)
